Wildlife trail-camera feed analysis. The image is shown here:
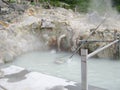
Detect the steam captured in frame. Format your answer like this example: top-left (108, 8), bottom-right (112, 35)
top-left (88, 0), bottom-right (118, 17)
top-left (86, 0), bottom-right (120, 29)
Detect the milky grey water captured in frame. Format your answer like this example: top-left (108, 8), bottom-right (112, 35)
top-left (2, 51), bottom-right (120, 90)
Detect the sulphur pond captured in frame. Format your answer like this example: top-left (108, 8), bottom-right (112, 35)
top-left (1, 51), bottom-right (120, 90)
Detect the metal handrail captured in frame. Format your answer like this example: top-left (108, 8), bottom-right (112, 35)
top-left (78, 40), bottom-right (113, 43)
top-left (81, 39), bottom-right (119, 90)
top-left (87, 39), bottom-right (119, 58)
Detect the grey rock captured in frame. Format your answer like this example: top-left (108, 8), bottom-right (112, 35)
top-left (9, 3), bottom-right (28, 12)
top-left (0, 0), bottom-right (7, 8)
top-left (4, 52), bottom-right (14, 63)
top-left (0, 70), bottom-right (4, 78)
top-left (0, 56), bottom-right (4, 65)
top-left (41, 19), bottom-right (55, 29)
top-left (47, 85), bottom-right (67, 90)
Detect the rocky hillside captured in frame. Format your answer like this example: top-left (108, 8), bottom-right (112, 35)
top-left (0, 5), bottom-right (120, 64)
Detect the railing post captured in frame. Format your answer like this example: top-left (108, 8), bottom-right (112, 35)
top-left (118, 34), bottom-right (120, 58)
top-left (114, 31), bottom-right (120, 59)
top-left (81, 49), bottom-right (88, 90)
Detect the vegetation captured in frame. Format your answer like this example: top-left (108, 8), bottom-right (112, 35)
top-left (112, 0), bottom-right (120, 12)
top-left (43, 0), bottom-right (120, 13)
top-left (5, 0), bottom-right (120, 12)
top-left (41, 0), bottom-right (90, 12)
top-left (39, 0), bottom-right (120, 12)
top-left (40, 0), bottom-right (120, 12)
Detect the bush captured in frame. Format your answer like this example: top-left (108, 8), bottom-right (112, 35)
top-left (112, 0), bottom-right (120, 12)
top-left (50, 0), bottom-right (90, 12)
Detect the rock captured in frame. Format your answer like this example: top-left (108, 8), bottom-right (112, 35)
top-left (31, 21), bottom-right (41, 30)
top-left (26, 8), bottom-right (36, 16)
top-left (41, 19), bottom-right (55, 29)
top-left (50, 49), bottom-right (56, 54)
top-left (1, 7), bottom-right (9, 13)
top-left (0, 5), bottom-right (119, 63)
top-left (9, 3), bottom-right (28, 12)
top-left (48, 36), bottom-right (57, 49)
top-left (47, 85), bottom-right (67, 90)
top-left (0, 0), bottom-right (8, 8)
top-left (0, 20), bottom-right (9, 27)
top-left (3, 52), bottom-right (15, 63)
top-left (0, 56), bottom-right (4, 64)
top-left (0, 70), bottom-right (4, 78)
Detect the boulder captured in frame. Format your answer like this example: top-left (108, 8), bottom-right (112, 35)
top-left (0, 0), bottom-right (8, 8)
top-left (3, 51), bottom-right (15, 63)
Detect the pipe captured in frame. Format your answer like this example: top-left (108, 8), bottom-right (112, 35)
top-left (87, 40), bottom-right (119, 59)
top-left (78, 40), bottom-right (113, 43)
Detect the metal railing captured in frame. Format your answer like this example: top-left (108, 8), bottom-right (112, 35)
top-left (81, 38), bottom-right (120, 90)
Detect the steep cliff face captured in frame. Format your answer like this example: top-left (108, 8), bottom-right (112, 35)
top-left (0, 6), bottom-right (120, 64)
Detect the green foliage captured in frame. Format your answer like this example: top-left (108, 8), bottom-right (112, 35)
top-left (38, 0), bottom-right (89, 12)
top-left (50, 0), bottom-right (61, 7)
top-left (9, 0), bottom-right (16, 3)
top-left (112, 0), bottom-right (120, 12)
top-left (59, 0), bottom-right (89, 11)
top-left (76, 0), bottom-right (90, 12)
top-left (7, 0), bottom-right (120, 13)
top-left (116, 6), bottom-right (120, 12)
top-left (8, 0), bottom-right (89, 12)
top-left (31, 2), bottom-right (36, 5)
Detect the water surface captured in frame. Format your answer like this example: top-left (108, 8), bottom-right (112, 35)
top-left (2, 51), bottom-right (120, 90)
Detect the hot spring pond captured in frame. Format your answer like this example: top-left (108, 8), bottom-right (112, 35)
top-left (2, 51), bottom-right (120, 90)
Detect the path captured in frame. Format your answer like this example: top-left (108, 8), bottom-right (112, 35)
top-left (0, 65), bottom-right (106, 90)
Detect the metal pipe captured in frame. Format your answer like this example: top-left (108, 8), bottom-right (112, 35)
top-left (81, 49), bottom-right (88, 90)
top-left (69, 18), bottom-right (106, 59)
top-left (78, 40), bottom-right (113, 43)
top-left (87, 40), bottom-right (119, 59)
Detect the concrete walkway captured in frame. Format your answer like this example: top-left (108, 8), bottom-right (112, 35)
top-left (0, 65), bottom-right (107, 90)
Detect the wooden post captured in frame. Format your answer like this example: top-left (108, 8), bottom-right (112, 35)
top-left (81, 49), bottom-right (88, 90)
